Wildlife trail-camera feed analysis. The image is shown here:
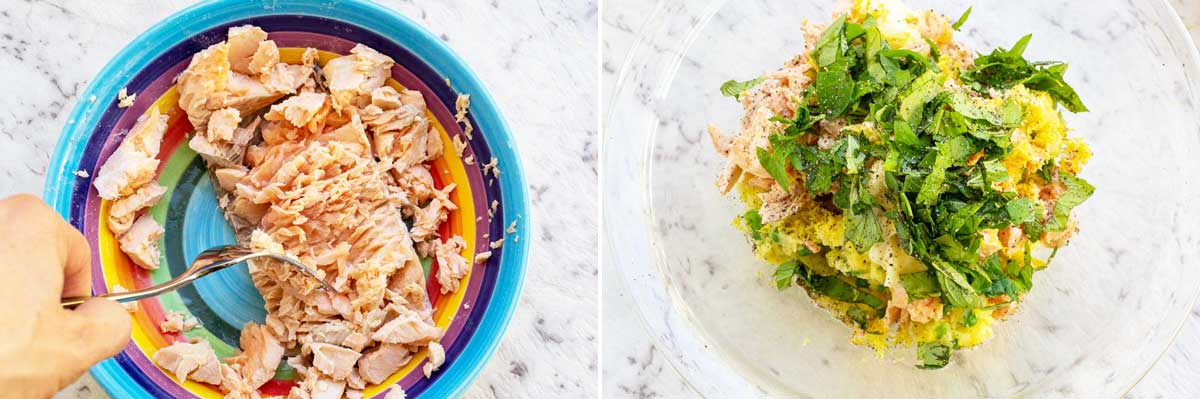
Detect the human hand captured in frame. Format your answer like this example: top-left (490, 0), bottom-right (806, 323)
top-left (0, 194), bottom-right (131, 398)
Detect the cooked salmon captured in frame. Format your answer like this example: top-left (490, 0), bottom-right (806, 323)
top-left (152, 25), bottom-right (470, 398)
top-left (153, 341), bottom-right (222, 385)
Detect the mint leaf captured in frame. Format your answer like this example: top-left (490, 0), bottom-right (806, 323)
top-left (925, 38), bottom-right (942, 67)
top-left (1001, 97), bottom-right (1024, 126)
top-left (934, 235), bottom-right (976, 264)
top-left (757, 146), bottom-right (793, 192)
top-left (1009, 33), bottom-right (1032, 57)
top-left (1036, 162), bottom-right (1055, 182)
top-left (981, 159), bottom-right (1010, 185)
top-left (811, 16), bottom-right (859, 117)
top-left (845, 22), bottom-right (867, 41)
top-left (980, 254), bottom-right (1019, 297)
top-left (1009, 243), bottom-right (1035, 292)
top-left (774, 262), bottom-right (799, 290)
top-left (979, 254), bottom-right (1005, 279)
top-left (720, 77), bottom-right (765, 101)
top-left (846, 207), bottom-right (883, 252)
top-left (814, 16), bottom-right (848, 67)
top-left (1001, 186), bottom-right (1046, 241)
top-left (783, 100), bottom-right (825, 133)
top-left (846, 306), bottom-right (870, 328)
top-left (1047, 174), bottom-right (1094, 231)
top-left (864, 26), bottom-right (888, 83)
top-left (942, 134), bottom-right (977, 160)
top-left (899, 71), bottom-right (944, 123)
top-left (962, 309), bottom-right (978, 326)
top-left (952, 7), bottom-right (973, 30)
top-left (893, 120), bottom-right (920, 147)
top-left (942, 201), bottom-right (986, 239)
top-left (938, 270), bottom-right (984, 308)
top-left (983, 277), bottom-right (1018, 298)
top-left (917, 136), bottom-right (974, 205)
top-left (794, 143), bottom-right (845, 194)
top-left (962, 34), bottom-right (1033, 89)
top-left (879, 49), bottom-right (932, 70)
top-left (844, 135), bottom-right (865, 175)
top-left (917, 342), bottom-right (953, 369)
top-left (947, 91), bottom-right (1003, 125)
top-left (744, 209), bottom-right (764, 240)
top-left (928, 257), bottom-right (983, 308)
top-left (816, 69), bottom-right (856, 117)
top-left (961, 34), bottom-right (1088, 112)
top-left (811, 275), bottom-right (885, 309)
top-left (1024, 64), bottom-right (1089, 112)
top-left (1005, 198), bottom-right (1038, 224)
top-left (900, 271), bottom-right (940, 299)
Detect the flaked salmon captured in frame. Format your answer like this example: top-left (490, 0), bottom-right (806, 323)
top-left (150, 24), bottom-right (474, 398)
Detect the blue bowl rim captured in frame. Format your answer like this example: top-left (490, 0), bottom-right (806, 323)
top-left (42, 0), bottom-right (530, 398)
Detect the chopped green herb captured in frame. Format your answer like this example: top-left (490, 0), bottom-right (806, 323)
top-left (847, 306), bottom-right (870, 327)
top-left (811, 275), bottom-right (885, 309)
top-left (961, 34), bottom-right (1088, 112)
top-left (962, 309), bottom-right (978, 326)
top-left (744, 209), bottom-right (764, 240)
top-left (917, 136), bottom-right (974, 205)
top-left (893, 120), bottom-right (919, 147)
top-left (1005, 198), bottom-right (1038, 224)
top-left (793, 141), bottom-right (847, 194)
top-left (899, 71), bottom-right (944, 123)
top-left (937, 268), bottom-right (984, 308)
top-left (1047, 174), bottom-right (1094, 231)
top-left (774, 262), bottom-right (800, 290)
top-left (1001, 98), bottom-right (1024, 126)
top-left (758, 146), bottom-right (794, 192)
top-left (916, 342), bottom-right (953, 369)
top-left (947, 91), bottom-right (1003, 125)
top-left (951, 7), bottom-right (972, 30)
top-left (816, 71), bottom-right (857, 118)
top-left (720, 77), bottom-right (765, 101)
top-left (900, 271), bottom-right (940, 299)
top-left (845, 207), bottom-right (883, 252)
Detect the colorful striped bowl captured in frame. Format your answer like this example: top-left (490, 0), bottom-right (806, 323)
top-left (43, 1), bottom-right (529, 398)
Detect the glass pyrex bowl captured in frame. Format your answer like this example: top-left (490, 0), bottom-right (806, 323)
top-left (603, 0), bottom-right (1200, 397)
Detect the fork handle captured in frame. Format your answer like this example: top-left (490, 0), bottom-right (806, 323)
top-left (62, 288), bottom-right (157, 309)
top-left (60, 248), bottom-right (323, 309)
top-left (61, 297), bottom-right (88, 309)
top-left (61, 276), bottom-right (193, 309)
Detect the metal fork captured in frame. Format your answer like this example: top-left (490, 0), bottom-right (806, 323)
top-left (61, 244), bottom-right (334, 309)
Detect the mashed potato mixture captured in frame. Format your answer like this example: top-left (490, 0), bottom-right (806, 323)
top-left (709, 0), bottom-right (1092, 368)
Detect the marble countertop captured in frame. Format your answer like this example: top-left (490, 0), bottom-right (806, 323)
top-left (601, 0), bottom-right (1200, 397)
top-left (0, 1), bottom-right (597, 398)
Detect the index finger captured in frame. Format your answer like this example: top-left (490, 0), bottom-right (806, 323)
top-left (0, 194), bottom-right (94, 305)
top-left (58, 218), bottom-right (94, 299)
top-left (23, 195), bottom-right (95, 298)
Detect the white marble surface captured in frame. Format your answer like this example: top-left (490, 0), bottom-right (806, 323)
top-left (0, 1), bottom-right (597, 398)
top-left (601, 0), bottom-right (1200, 397)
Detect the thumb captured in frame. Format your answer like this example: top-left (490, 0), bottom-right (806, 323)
top-left (67, 298), bottom-right (132, 365)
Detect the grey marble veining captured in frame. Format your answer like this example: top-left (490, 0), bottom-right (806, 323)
top-left (602, 0), bottom-right (1200, 397)
top-left (0, 1), bottom-right (597, 398)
